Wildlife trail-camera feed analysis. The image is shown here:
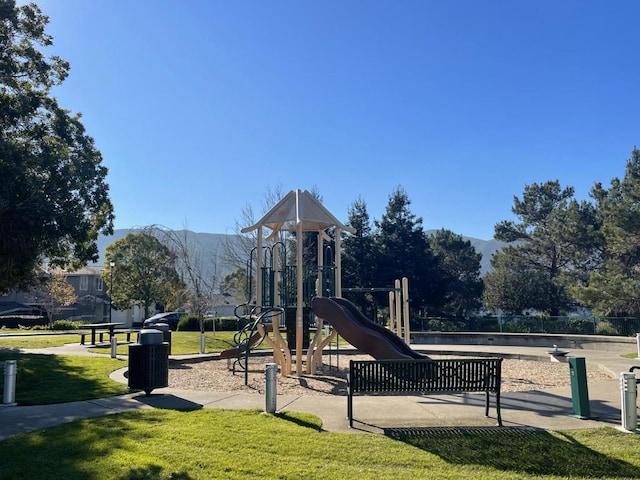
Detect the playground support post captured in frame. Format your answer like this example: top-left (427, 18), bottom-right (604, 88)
top-left (394, 279), bottom-right (402, 337)
top-left (388, 291), bottom-right (395, 332)
top-left (402, 277), bottom-right (410, 344)
top-left (256, 226), bottom-right (263, 307)
top-left (296, 221), bottom-right (303, 375)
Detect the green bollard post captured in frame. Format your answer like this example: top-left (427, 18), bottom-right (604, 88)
top-left (568, 356), bottom-right (591, 419)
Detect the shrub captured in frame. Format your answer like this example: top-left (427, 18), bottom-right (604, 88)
top-left (595, 320), bottom-right (619, 336)
top-left (469, 317), bottom-right (501, 332)
top-left (176, 315), bottom-right (222, 331)
top-left (215, 317), bottom-right (252, 331)
top-left (177, 315), bottom-right (202, 331)
top-left (49, 320), bottom-right (81, 330)
top-left (563, 318), bottom-right (595, 335)
top-left (502, 317), bottom-right (539, 333)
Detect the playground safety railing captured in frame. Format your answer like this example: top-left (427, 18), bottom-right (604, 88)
top-left (230, 306), bottom-right (285, 385)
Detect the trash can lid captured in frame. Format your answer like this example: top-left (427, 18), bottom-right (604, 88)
top-left (138, 329), bottom-right (164, 345)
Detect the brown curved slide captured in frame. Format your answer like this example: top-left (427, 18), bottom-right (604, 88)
top-left (311, 297), bottom-right (431, 361)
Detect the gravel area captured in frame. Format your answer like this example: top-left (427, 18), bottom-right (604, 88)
top-left (168, 353), bottom-right (613, 396)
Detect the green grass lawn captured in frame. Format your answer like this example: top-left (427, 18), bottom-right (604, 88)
top-left (0, 329), bottom-right (275, 354)
top-left (0, 329), bottom-right (336, 356)
top-left (0, 329), bottom-right (74, 334)
top-left (0, 333), bottom-right (81, 349)
top-left (0, 409), bottom-right (638, 480)
top-left (0, 352), bottom-right (129, 405)
top-left (89, 330), bottom-right (282, 356)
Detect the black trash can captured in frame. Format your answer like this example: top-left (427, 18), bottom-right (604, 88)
top-left (128, 329), bottom-right (169, 396)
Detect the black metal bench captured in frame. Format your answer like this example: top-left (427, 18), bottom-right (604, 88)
top-left (348, 358), bottom-right (503, 428)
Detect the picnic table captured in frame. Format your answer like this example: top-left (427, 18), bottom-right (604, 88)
top-left (81, 323), bottom-right (125, 345)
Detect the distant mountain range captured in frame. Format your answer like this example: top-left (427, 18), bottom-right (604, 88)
top-left (94, 229), bottom-right (506, 278)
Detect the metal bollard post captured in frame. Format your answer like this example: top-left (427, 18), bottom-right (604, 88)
top-left (265, 363), bottom-right (277, 414)
top-left (3, 360), bottom-right (17, 406)
top-left (620, 372), bottom-right (638, 431)
top-left (111, 335), bottom-right (118, 358)
top-left (200, 332), bottom-right (206, 354)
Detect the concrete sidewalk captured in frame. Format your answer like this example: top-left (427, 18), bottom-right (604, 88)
top-left (1, 344), bottom-right (639, 440)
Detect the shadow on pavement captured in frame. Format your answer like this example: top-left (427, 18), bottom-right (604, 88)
top-left (133, 393), bottom-right (203, 411)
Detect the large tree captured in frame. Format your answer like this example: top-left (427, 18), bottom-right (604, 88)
top-left (493, 180), bottom-right (594, 316)
top-left (572, 147), bottom-right (640, 316)
top-left (222, 267), bottom-right (249, 302)
top-left (428, 229), bottom-right (483, 317)
top-left (340, 196), bottom-right (378, 316)
top-left (103, 232), bottom-right (184, 320)
top-left (373, 186), bottom-right (436, 314)
top-left (342, 196), bottom-right (376, 289)
top-left (0, 1), bottom-right (114, 291)
top-left (483, 247), bottom-right (553, 315)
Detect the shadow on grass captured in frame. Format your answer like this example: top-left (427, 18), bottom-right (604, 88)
top-left (0, 411), bottom-right (195, 479)
top-left (385, 426), bottom-right (640, 477)
top-left (0, 352), bottom-right (128, 405)
top-left (119, 464), bottom-right (194, 480)
top-left (274, 411), bottom-right (323, 431)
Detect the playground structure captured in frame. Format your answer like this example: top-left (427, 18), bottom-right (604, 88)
top-left (237, 189), bottom-right (355, 375)
top-left (224, 189), bottom-right (414, 377)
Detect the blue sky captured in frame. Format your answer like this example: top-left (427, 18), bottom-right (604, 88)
top-left (34, 1), bottom-right (640, 240)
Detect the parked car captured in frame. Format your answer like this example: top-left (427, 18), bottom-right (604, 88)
top-left (142, 312), bottom-right (185, 331)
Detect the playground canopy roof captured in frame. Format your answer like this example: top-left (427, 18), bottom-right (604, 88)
top-left (241, 189), bottom-right (356, 235)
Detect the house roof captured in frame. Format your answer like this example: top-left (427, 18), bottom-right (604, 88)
top-left (241, 189), bottom-right (356, 235)
top-left (62, 266), bottom-right (103, 276)
top-left (0, 302), bottom-right (43, 317)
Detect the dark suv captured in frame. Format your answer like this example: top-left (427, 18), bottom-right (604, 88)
top-left (142, 312), bottom-right (184, 331)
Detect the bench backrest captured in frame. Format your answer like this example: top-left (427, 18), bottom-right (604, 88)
top-left (349, 358), bottom-right (503, 394)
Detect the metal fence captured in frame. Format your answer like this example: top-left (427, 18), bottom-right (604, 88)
top-left (414, 316), bottom-right (640, 337)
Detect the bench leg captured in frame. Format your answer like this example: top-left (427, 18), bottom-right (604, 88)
top-left (80, 333), bottom-right (86, 345)
top-left (485, 391), bottom-right (503, 426)
top-left (347, 391), bottom-right (354, 428)
top-left (484, 391), bottom-right (490, 417)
